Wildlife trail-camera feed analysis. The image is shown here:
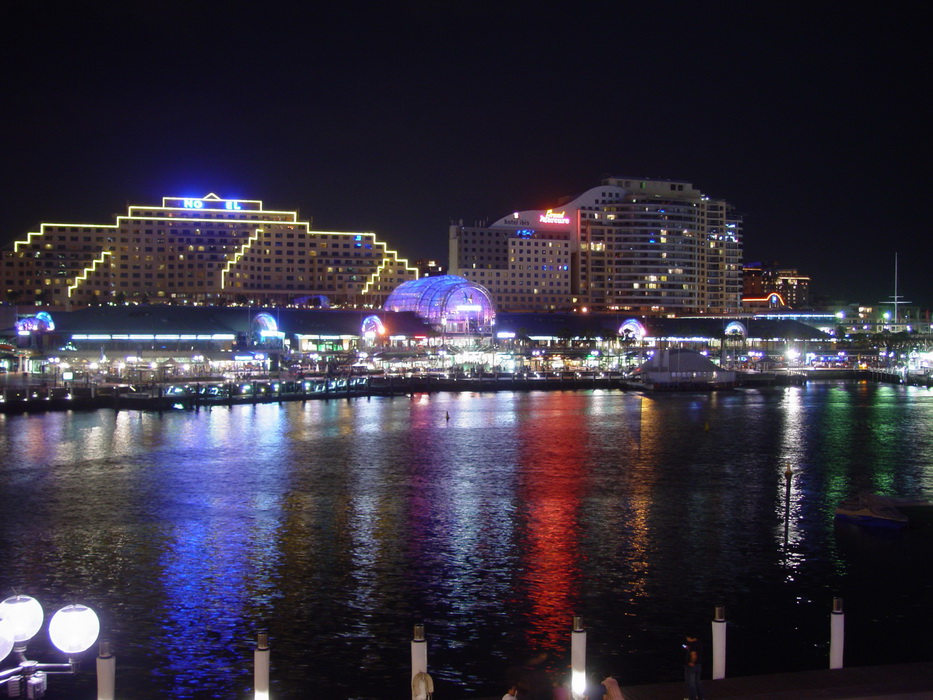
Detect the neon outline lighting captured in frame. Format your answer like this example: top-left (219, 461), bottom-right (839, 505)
top-left (68, 251), bottom-right (112, 297)
top-left (360, 238), bottom-right (418, 296)
top-left (742, 293), bottom-right (786, 306)
top-left (220, 229), bottom-right (263, 289)
top-left (539, 209), bottom-right (571, 224)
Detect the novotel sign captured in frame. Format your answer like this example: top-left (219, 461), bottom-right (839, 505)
top-left (166, 197), bottom-right (261, 211)
top-left (183, 199), bottom-right (242, 210)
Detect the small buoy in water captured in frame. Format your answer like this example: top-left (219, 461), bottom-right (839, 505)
top-left (446, 410), bottom-right (450, 421)
top-left (705, 421), bottom-right (709, 431)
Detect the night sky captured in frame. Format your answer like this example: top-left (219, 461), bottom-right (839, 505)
top-left (2, 2), bottom-right (928, 308)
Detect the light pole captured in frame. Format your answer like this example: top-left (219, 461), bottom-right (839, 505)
top-left (0, 594), bottom-right (101, 698)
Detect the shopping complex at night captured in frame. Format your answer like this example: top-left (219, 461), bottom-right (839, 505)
top-left (1, 186), bottom-right (930, 382)
top-left (0, 290), bottom-right (867, 384)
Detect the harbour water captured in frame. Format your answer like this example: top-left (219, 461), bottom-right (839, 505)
top-left (2, 381), bottom-right (933, 699)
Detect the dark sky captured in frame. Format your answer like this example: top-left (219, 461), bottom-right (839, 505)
top-left (2, 2), bottom-right (929, 308)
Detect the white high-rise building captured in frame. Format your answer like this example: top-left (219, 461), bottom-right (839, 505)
top-left (449, 177), bottom-right (743, 314)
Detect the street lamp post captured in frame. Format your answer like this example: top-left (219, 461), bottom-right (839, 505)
top-left (0, 594), bottom-right (101, 698)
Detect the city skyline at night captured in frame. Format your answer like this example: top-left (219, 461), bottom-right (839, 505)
top-left (1, 3), bottom-right (928, 308)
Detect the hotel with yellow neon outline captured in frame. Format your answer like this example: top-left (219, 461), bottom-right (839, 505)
top-left (1, 194), bottom-right (417, 308)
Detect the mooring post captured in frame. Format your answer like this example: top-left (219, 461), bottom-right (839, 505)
top-left (712, 605), bottom-right (726, 680)
top-left (829, 597), bottom-right (844, 669)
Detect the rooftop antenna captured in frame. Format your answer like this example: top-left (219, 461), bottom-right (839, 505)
top-left (879, 252), bottom-right (911, 324)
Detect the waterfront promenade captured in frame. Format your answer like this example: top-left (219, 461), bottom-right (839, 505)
top-left (617, 662), bottom-right (933, 699)
top-left (0, 367), bottom-right (821, 413)
top-left (470, 662), bottom-right (933, 699)
top-left (5, 366), bottom-right (933, 414)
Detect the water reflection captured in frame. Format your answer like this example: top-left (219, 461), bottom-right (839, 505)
top-left (3, 385), bottom-right (933, 698)
top-left (514, 393), bottom-right (585, 656)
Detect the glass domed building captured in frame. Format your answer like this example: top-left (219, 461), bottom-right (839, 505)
top-left (384, 275), bottom-right (495, 334)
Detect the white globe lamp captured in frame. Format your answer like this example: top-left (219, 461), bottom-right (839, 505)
top-left (49, 604), bottom-right (100, 655)
top-left (0, 617), bottom-right (15, 662)
top-left (0, 594), bottom-right (44, 645)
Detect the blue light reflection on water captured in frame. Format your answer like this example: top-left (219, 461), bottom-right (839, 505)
top-left (2, 382), bottom-right (933, 698)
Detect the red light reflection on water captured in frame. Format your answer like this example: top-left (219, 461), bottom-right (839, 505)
top-left (515, 394), bottom-right (587, 657)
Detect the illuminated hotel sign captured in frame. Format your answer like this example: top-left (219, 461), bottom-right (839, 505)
top-left (184, 199), bottom-right (241, 210)
top-left (163, 196), bottom-right (262, 212)
top-left (539, 209), bottom-right (571, 224)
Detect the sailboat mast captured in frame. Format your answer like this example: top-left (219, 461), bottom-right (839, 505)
top-left (894, 252), bottom-right (898, 323)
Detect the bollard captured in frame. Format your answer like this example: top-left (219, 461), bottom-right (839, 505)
top-left (255, 630), bottom-right (270, 700)
top-left (829, 597), bottom-right (844, 669)
top-left (96, 639), bottom-right (115, 700)
top-left (571, 616), bottom-right (586, 700)
top-left (711, 605), bottom-right (726, 680)
top-left (411, 624), bottom-right (433, 700)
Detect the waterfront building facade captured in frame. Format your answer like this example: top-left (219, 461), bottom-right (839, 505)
top-left (0, 193), bottom-right (417, 309)
top-left (743, 261), bottom-right (811, 309)
top-left (448, 220), bottom-right (574, 312)
top-left (412, 258), bottom-right (447, 278)
top-left (449, 177), bottom-right (743, 315)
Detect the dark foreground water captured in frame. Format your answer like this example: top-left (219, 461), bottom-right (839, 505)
top-left (3, 381), bottom-right (933, 699)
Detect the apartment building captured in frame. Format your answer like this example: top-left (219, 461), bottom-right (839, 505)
top-left (449, 177), bottom-right (743, 314)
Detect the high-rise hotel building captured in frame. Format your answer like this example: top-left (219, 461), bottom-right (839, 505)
top-left (449, 177), bottom-right (743, 315)
top-left (1, 193), bottom-right (417, 308)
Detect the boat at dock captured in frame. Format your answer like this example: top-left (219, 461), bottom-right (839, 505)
top-left (834, 492), bottom-right (933, 530)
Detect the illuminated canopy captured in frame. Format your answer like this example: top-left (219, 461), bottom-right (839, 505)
top-left (362, 315), bottom-right (386, 338)
top-left (252, 313), bottom-right (278, 333)
top-left (724, 321), bottom-right (747, 338)
top-left (619, 318), bottom-right (647, 340)
top-left (15, 311), bottom-right (55, 334)
top-left (384, 275), bottom-right (495, 332)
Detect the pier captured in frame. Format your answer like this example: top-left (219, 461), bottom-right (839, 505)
top-left (3, 368), bottom-right (931, 414)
